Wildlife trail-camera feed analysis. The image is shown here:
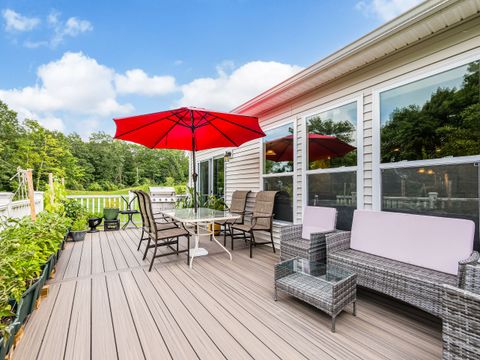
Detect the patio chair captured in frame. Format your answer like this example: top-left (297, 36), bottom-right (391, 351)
top-left (215, 190), bottom-right (250, 247)
top-left (442, 264), bottom-right (480, 360)
top-left (137, 191), bottom-right (191, 271)
top-left (133, 190), bottom-right (177, 251)
top-left (230, 191), bottom-right (277, 258)
top-left (280, 206), bottom-right (337, 262)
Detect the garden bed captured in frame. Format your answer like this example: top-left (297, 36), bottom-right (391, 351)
top-left (0, 213), bottom-right (70, 360)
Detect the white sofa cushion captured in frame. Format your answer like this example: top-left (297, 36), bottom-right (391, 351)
top-left (301, 206), bottom-right (337, 240)
top-left (350, 210), bottom-right (475, 275)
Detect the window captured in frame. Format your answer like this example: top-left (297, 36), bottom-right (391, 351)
top-left (306, 101), bottom-right (359, 230)
top-left (198, 157), bottom-right (225, 202)
top-left (262, 123), bottom-right (294, 222)
top-left (213, 157), bottom-right (224, 197)
top-left (379, 60), bottom-right (480, 247)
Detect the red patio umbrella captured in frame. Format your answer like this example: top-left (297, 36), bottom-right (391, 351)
top-left (265, 134), bottom-right (356, 162)
top-left (114, 107), bottom-right (265, 211)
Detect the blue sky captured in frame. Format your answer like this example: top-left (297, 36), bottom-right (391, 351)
top-left (0, 0), bottom-right (422, 137)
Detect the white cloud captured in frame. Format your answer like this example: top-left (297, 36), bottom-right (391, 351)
top-left (115, 69), bottom-right (177, 96)
top-left (50, 14), bottom-right (93, 47)
top-left (355, 0), bottom-right (423, 21)
top-left (0, 52), bottom-right (133, 118)
top-left (178, 61), bottom-right (303, 111)
top-left (2, 9), bottom-right (40, 32)
top-left (0, 53), bottom-right (302, 136)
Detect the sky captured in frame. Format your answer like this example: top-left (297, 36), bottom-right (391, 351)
top-left (0, 0), bottom-right (422, 138)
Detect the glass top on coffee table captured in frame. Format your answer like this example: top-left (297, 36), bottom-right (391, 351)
top-left (288, 258), bottom-right (355, 284)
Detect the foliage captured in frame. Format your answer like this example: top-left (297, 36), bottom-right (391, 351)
top-left (44, 178), bottom-right (67, 213)
top-left (62, 198), bottom-right (84, 225)
top-left (70, 213), bottom-right (88, 231)
top-left (176, 187), bottom-right (226, 210)
top-left (177, 187), bottom-right (200, 209)
top-left (0, 211), bottom-right (70, 337)
top-left (0, 101), bottom-right (189, 192)
top-left (381, 62), bottom-right (480, 162)
top-left (205, 194), bottom-right (227, 211)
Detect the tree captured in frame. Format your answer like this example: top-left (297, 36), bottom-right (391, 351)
top-left (381, 61), bottom-right (480, 163)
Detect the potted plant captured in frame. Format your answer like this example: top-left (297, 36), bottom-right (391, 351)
top-left (70, 214), bottom-right (88, 241)
top-left (206, 194), bottom-right (227, 235)
top-left (103, 199), bottom-right (120, 221)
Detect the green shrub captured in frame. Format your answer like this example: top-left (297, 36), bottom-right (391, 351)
top-left (0, 211), bottom-right (70, 338)
top-left (87, 182), bottom-right (102, 191)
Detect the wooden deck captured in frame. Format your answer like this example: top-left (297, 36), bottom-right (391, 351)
top-left (14, 229), bottom-right (442, 360)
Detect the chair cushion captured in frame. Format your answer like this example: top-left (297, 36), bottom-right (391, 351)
top-left (301, 206), bottom-right (337, 240)
top-left (350, 210), bottom-right (475, 275)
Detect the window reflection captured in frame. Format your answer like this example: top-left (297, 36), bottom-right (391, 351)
top-left (263, 176), bottom-right (293, 222)
top-left (263, 123), bottom-right (294, 174)
top-left (380, 61), bottom-right (480, 163)
top-left (308, 172), bottom-right (357, 230)
top-left (306, 102), bottom-right (357, 170)
top-left (382, 163), bottom-right (479, 247)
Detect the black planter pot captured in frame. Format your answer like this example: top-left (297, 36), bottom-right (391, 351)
top-left (70, 230), bottom-right (87, 242)
top-left (88, 218), bottom-right (102, 233)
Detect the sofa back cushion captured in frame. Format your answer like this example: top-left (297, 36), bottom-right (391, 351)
top-left (350, 210), bottom-right (475, 275)
top-left (302, 206), bottom-right (337, 240)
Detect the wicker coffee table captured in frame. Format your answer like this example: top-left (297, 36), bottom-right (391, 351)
top-left (274, 258), bottom-right (357, 332)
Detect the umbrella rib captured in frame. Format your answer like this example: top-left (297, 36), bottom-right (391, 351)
top-left (149, 117), bottom-right (183, 149)
top-left (115, 114), bottom-right (183, 138)
top-left (208, 114), bottom-right (265, 135)
top-left (202, 116), bottom-right (238, 147)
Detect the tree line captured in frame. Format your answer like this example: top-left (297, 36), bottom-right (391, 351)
top-left (0, 101), bottom-right (189, 193)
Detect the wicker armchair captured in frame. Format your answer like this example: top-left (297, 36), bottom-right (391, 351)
top-left (231, 191), bottom-right (277, 258)
top-left (280, 206), bottom-right (337, 262)
top-left (442, 264), bottom-right (480, 360)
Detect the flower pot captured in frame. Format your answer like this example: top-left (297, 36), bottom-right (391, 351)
top-left (103, 208), bottom-right (119, 221)
top-left (208, 223), bottom-right (221, 235)
top-left (70, 230), bottom-right (87, 242)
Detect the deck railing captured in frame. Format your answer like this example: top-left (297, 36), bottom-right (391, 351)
top-left (0, 192), bottom-right (44, 220)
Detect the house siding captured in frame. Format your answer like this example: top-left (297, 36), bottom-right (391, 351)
top-left (192, 16), bottom-right (480, 242)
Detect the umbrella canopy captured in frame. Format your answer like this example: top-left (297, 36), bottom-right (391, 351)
top-left (114, 106), bottom-right (265, 211)
top-left (265, 134), bottom-right (356, 162)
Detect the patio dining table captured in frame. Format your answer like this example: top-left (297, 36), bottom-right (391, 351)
top-left (160, 207), bottom-right (240, 268)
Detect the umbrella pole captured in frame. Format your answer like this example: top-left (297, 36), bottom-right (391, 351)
top-left (191, 130), bottom-right (198, 213)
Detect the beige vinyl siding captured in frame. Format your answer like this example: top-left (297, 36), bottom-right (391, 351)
top-left (192, 15), bottom-right (480, 232)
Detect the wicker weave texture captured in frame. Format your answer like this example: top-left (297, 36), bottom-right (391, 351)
top-left (325, 231), bottom-right (479, 317)
top-left (279, 224), bottom-right (331, 262)
top-left (442, 282), bottom-right (480, 360)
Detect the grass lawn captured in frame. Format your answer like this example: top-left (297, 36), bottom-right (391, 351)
top-left (66, 185), bottom-right (150, 196)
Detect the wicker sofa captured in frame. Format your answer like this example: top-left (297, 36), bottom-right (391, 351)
top-left (326, 210), bottom-right (478, 317)
top-left (442, 263), bottom-right (480, 359)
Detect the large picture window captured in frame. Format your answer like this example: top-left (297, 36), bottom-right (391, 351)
top-left (262, 123), bottom-right (294, 222)
top-left (306, 101), bottom-right (359, 230)
top-left (379, 60), bottom-right (480, 247)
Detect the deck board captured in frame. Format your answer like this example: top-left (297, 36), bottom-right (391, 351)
top-left (13, 229), bottom-right (442, 360)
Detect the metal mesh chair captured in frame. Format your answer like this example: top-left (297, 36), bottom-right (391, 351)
top-left (230, 191), bottom-right (277, 258)
top-left (215, 190), bottom-right (250, 246)
top-left (136, 190), bottom-right (190, 270)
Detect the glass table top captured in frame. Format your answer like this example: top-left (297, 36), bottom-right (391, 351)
top-left (291, 258), bottom-right (354, 284)
top-left (161, 207), bottom-right (240, 223)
